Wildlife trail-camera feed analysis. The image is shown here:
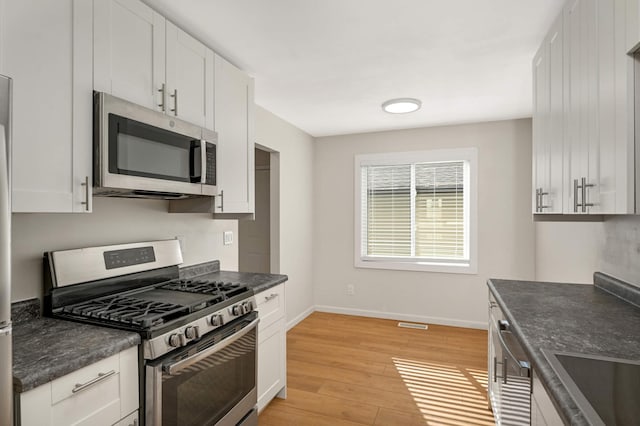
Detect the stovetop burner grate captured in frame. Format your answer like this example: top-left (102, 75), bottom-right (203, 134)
top-left (55, 278), bottom-right (252, 330)
top-left (160, 279), bottom-right (247, 299)
top-left (62, 295), bottom-right (189, 328)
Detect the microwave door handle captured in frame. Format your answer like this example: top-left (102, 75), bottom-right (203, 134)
top-left (189, 141), bottom-right (202, 183)
top-left (201, 140), bottom-right (207, 184)
top-left (164, 318), bottom-right (259, 375)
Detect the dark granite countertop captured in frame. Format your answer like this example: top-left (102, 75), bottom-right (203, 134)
top-left (12, 299), bottom-right (140, 393)
top-left (487, 275), bottom-right (640, 425)
top-left (180, 261), bottom-right (288, 294)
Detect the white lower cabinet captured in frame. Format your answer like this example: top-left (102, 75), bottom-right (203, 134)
top-left (532, 369), bottom-right (564, 426)
top-left (256, 283), bottom-right (286, 411)
top-left (17, 346), bottom-right (139, 426)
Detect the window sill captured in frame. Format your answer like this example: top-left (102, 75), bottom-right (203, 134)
top-left (355, 259), bottom-right (477, 275)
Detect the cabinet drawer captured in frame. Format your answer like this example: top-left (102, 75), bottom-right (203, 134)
top-left (256, 284), bottom-right (285, 330)
top-left (51, 354), bottom-right (120, 404)
top-left (51, 352), bottom-right (120, 404)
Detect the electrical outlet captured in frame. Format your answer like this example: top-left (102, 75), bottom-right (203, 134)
top-left (223, 231), bottom-right (233, 246)
top-left (175, 236), bottom-right (186, 254)
top-left (346, 284), bottom-right (355, 296)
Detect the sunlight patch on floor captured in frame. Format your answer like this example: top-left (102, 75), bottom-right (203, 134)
top-left (393, 357), bottom-right (495, 426)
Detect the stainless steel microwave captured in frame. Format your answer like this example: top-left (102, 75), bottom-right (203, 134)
top-left (93, 92), bottom-right (217, 199)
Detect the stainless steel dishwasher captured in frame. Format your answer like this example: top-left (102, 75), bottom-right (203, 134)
top-left (488, 292), bottom-right (532, 425)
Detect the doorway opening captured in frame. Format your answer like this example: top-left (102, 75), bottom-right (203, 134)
top-left (239, 146), bottom-right (279, 274)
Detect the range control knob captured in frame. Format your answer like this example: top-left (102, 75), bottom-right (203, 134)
top-left (210, 314), bottom-right (224, 327)
top-left (231, 304), bottom-right (242, 316)
top-left (185, 326), bottom-right (200, 340)
top-left (168, 333), bottom-right (185, 348)
top-left (242, 301), bottom-right (253, 313)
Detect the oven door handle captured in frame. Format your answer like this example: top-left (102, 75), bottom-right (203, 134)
top-left (497, 328), bottom-right (530, 377)
top-left (164, 318), bottom-right (259, 375)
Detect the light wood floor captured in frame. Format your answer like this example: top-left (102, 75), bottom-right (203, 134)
top-left (258, 312), bottom-right (495, 426)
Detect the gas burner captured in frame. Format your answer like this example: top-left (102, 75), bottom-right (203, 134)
top-left (62, 294), bottom-right (189, 328)
top-left (160, 279), bottom-right (248, 299)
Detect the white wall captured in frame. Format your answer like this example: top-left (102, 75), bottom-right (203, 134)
top-left (11, 197), bottom-right (238, 302)
top-left (255, 106), bottom-right (315, 328)
top-left (313, 119), bottom-right (535, 329)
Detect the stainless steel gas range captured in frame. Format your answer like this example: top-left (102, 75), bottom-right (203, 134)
top-left (43, 240), bottom-right (258, 426)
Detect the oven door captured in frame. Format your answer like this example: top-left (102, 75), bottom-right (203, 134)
top-left (146, 313), bottom-right (258, 426)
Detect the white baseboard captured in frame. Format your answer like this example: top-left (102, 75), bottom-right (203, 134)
top-left (313, 305), bottom-right (487, 330)
top-left (286, 305), bottom-right (314, 331)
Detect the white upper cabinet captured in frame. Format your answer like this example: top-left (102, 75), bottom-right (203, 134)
top-left (214, 54), bottom-right (255, 215)
top-left (165, 21), bottom-right (214, 129)
top-left (532, 14), bottom-right (564, 214)
top-left (3, 0), bottom-right (93, 213)
top-left (626, 0), bottom-right (640, 51)
top-left (596, 0), bottom-right (635, 214)
top-left (533, 0), bottom-right (636, 216)
top-left (93, 0), bottom-right (165, 111)
top-left (564, 0), bottom-right (599, 214)
top-left (94, 0), bottom-right (214, 130)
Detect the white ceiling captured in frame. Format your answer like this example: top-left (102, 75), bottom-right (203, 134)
top-left (146, 0), bottom-right (564, 137)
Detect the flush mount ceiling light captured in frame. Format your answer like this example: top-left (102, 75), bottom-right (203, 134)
top-left (382, 98), bottom-right (422, 114)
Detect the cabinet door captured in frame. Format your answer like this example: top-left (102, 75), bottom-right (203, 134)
top-left (564, 0), bottom-right (599, 213)
top-left (532, 370), bottom-right (564, 426)
top-left (626, 0), bottom-right (640, 52)
top-left (547, 16), bottom-right (564, 215)
top-left (532, 43), bottom-right (550, 214)
top-left (533, 14), bottom-right (563, 215)
top-left (94, 0), bottom-right (165, 112)
top-left (214, 54), bottom-right (255, 214)
top-left (597, 0), bottom-right (635, 213)
top-left (4, 0), bottom-right (92, 213)
top-left (165, 21), bottom-right (214, 129)
top-left (257, 318), bottom-right (286, 412)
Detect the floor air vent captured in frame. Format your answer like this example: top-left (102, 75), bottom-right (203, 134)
top-left (398, 322), bottom-right (429, 330)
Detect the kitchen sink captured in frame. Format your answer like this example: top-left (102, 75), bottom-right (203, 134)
top-left (541, 350), bottom-right (640, 426)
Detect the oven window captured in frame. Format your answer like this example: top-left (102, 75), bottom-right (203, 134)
top-left (160, 327), bottom-right (256, 426)
top-left (109, 114), bottom-right (201, 183)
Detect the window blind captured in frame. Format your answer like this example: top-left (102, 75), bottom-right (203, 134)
top-left (362, 161), bottom-right (466, 261)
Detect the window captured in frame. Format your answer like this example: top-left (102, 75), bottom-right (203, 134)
top-left (355, 148), bottom-right (477, 273)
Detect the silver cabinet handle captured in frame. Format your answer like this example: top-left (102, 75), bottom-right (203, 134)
top-left (502, 356), bottom-right (508, 384)
top-left (217, 190), bottom-right (224, 212)
top-left (581, 177), bottom-right (594, 213)
top-left (71, 370), bottom-right (116, 394)
top-left (493, 356), bottom-right (498, 383)
top-left (264, 293), bottom-right (278, 302)
top-left (535, 188), bottom-right (540, 213)
top-left (170, 89), bottom-right (178, 116)
top-left (539, 189), bottom-right (549, 211)
top-left (81, 176), bottom-right (90, 212)
top-left (573, 179), bottom-right (580, 212)
top-left (158, 83), bottom-right (166, 112)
